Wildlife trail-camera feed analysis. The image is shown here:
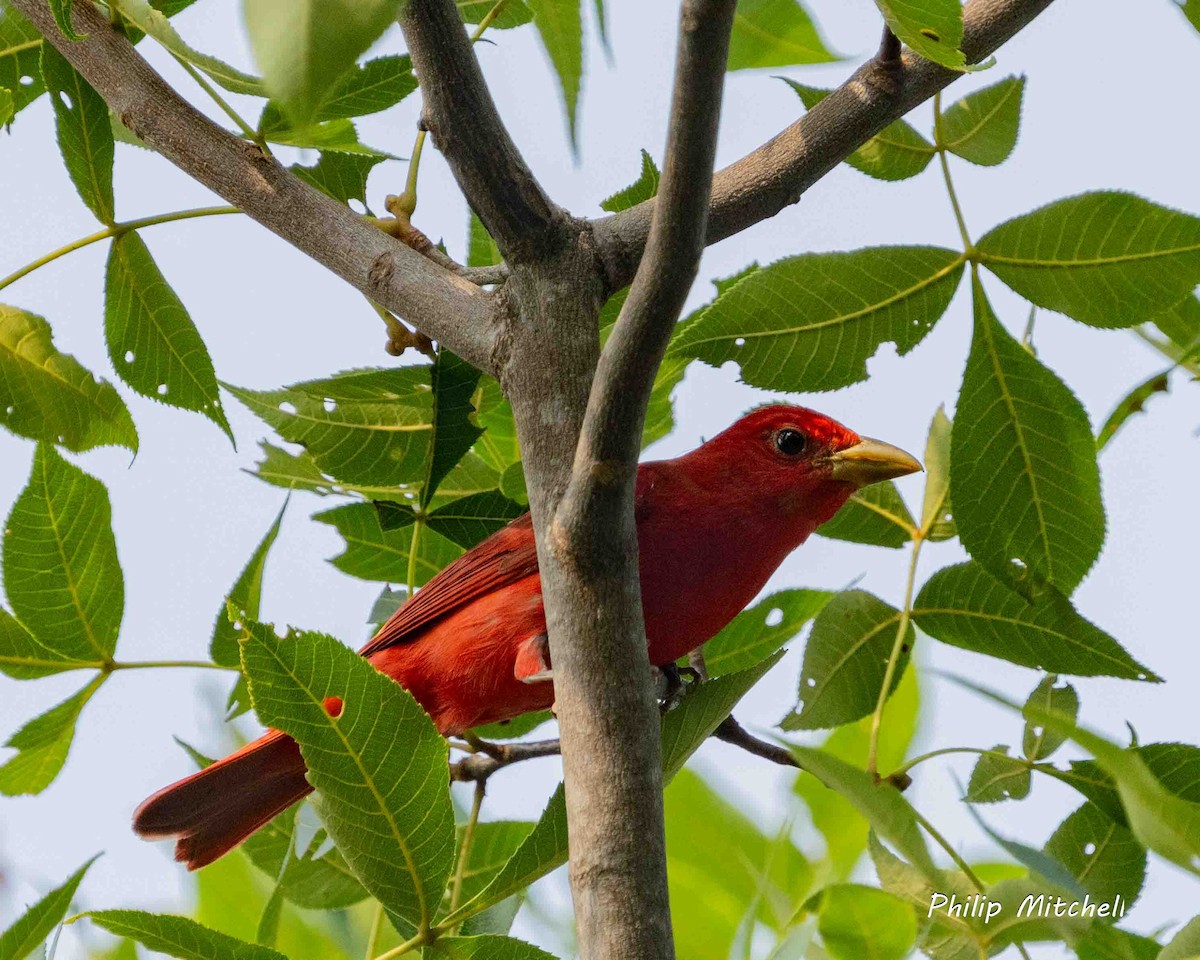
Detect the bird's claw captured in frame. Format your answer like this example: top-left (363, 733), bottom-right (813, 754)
top-left (654, 663), bottom-right (703, 714)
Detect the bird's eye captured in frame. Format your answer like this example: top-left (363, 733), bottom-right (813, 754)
top-left (775, 429), bottom-right (807, 456)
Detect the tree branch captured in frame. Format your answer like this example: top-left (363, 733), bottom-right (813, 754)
top-left (400, 0), bottom-right (563, 264)
top-left (13, 0), bottom-right (499, 373)
top-left (592, 0), bottom-right (1059, 290)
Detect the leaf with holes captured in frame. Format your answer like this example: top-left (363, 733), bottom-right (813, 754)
top-left (210, 501), bottom-right (287, 668)
top-left (226, 367), bottom-right (434, 488)
top-left (89, 910), bottom-right (287, 960)
top-left (41, 42), bottom-right (115, 223)
top-left (874, 0), bottom-right (965, 69)
top-left (315, 502), bottom-right (464, 584)
top-left (817, 481), bottom-right (915, 548)
top-left (782, 80), bottom-right (935, 181)
top-left (106, 233), bottom-right (231, 440)
top-left (728, 0), bottom-right (837, 70)
top-left (965, 745), bottom-right (1031, 803)
top-left (239, 621), bottom-right (455, 931)
top-left (938, 76), bottom-right (1025, 166)
top-left (914, 562), bottom-right (1158, 681)
top-left (1022, 674), bottom-right (1078, 761)
top-left (4, 445), bottom-right (123, 666)
top-left (703, 588), bottom-right (832, 677)
top-left (1, 2), bottom-right (45, 118)
top-left (315, 55), bottom-right (416, 121)
top-left (291, 152), bottom-right (385, 211)
top-left (781, 590), bottom-right (911, 731)
top-left (0, 857), bottom-right (98, 960)
top-left (1045, 801), bottom-right (1147, 908)
top-left (600, 149), bottom-right (659, 213)
top-left (978, 193), bottom-right (1200, 328)
top-left (951, 278), bottom-right (1103, 593)
top-left (424, 351), bottom-right (484, 507)
top-left (0, 674), bottom-right (105, 795)
top-left (670, 247), bottom-right (963, 392)
top-left (0, 304), bottom-right (138, 453)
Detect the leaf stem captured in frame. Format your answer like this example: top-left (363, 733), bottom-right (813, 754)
top-left (889, 746), bottom-right (993, 779)
top-left (469, 0), bottom-right (510, 40)
top-left (372, 930), bottom-right (430, 960)
top-left (913, 808), bottom-right (985, 892)
top-left (406, 521), bottom-right (422, 597)
top-left (364, 901), bottom-right (386, 960)
top-left (933, 93), bottom-right (973, 253)
top-left (867, 534), bottom-right (924, 776)
top-left (108, 659), bottom-right (239, 672)
top-left (170, 52), bottom-right (263, 148)
top-left (448, 779), bottom-right (487, 931)
top-left (0, 205), bottom-right (241, 292)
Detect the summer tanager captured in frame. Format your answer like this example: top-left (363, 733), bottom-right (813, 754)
top-left (133, 404), bottom-right (920, 868)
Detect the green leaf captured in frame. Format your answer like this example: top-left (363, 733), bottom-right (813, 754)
top-left (1, 605), bottom-right (101, 679)
top-left (315, 503), bottom-right (464, 584)
top-left (787, 743), bottom-right (937, 879)
top-left (1153, 295), bottom-right (1200, 354)
top-left (106, 232), bottom-right (231, 439)
top-left (781, 591), bottom-right (911, 731)
top-left (1075, 925), bottom-right (1164, 960)
top-left (817, 481), bottom-right (914, 548)
top-left (0, 304), bottom-right (138, 453)
top-left (670, 247), bottom-right (964, 392)
top-left (315, 55), bottom-right (416, 121)
top-left (291, 152), bottom-right (385, 210)
top-left (458, 0), bottom-right (533, 28)
top-left (920, 405), bottom-right (954, 540)
top-left (258, 102), bottom-right (392, 156)
top-left (430, 935), bottom-right (556, 960)
top-left (702, 588), bottom-right (832, 677)
top-left (467, 212), bottom-right (501, 269)
top-left (244, 0), bottom-right (403, 127)
top-left (1022, 674), bottom-right (1078, 761)
top-left (874, 0), bottom-right (965, 69)
top-left (978, 193), bottom-right (1200, 328)
top-left (950, 277), bottom-right (1104, 593)
top-left (0, 857), bottom-right (97, 960)
top-left (239, 621), bottom-right (455, 930)
top-left (913, 562), bottom-right (1159, 681)
top-left (226, 367), bottom-right (435, 488)
top-left (442, 820), bottom-right (535, 919)
top-left (49, 0), bottom-right (81, 40)
top-left (0, 673), bottom-right (105, 795)
top-left (1052, 742), bottom-right (1200, 829)
top-left (4, 444), bottom-right (123, 666)
top-left (527, 0), bottom-right (582, 142)
top-left (424, 350), bottom-right (484, 507)
top-left (41, 42), bottom-right (114, 224)
top-left (1162, 918), bottom-right (1200, 960)
top-left (423, 491), bottom-right (524, 548)
top-left (964, 745), bottom-right (1031, 803)
top-left (1098, 370), bottom-right (1172, 450)
top-left (1177, 0), bottom-right (1200, 32)
top-left (89, 911), bottom-right (287, 960)
top-left (0, 84), bottom-right (11, 125)
top-left (810, 884), bottom-right (916, 960)
top-left (938, 76), bottom-right (1025, 166)
top-left (114, 0), bottom-right (263, 94)
top-left (0, 2), bottom-right (46, 118)
top-left (1045, 801), bottom-right (1147, 908)
top-left (240, 806), bottom-right (368, 909)
top-left (600, 149), bottom-right (659, 213)
top-left (211, 500), bottom-right (287, 667)
top-left (727, 0), bottom-right (837, 70)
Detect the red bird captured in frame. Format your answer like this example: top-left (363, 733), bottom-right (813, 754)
top-left (133, 405), bottom-right (920, 868)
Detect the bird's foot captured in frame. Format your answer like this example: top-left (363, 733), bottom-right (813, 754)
top-left (654, 663), bottom-right (702, 714)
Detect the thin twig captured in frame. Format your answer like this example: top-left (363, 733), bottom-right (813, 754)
top-left (712, 716), bottom-right (797, 768)
top-left (876, 25), bottom-right (902, 67)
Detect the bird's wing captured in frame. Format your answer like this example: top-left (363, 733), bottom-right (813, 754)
top-left (357, 512), bottom-right (539, 657)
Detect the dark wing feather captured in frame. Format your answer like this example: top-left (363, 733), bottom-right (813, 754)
top-left (357, 513), bottom-right (539, 657)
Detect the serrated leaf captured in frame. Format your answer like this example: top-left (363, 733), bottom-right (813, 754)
top-left (1162, 917), bottom-right (1200, 960)
top-left (424, 350), bottom-right (484, 506)
top-left (443, 821), bottom-right (535, 914)
top-left (951, 277), bottom-right (1103, 593)
top-left (978, 193), bottom-right (1200, 328)
top-left (315, 54), bottom-right (416, 121)
top-left (290, 152), bottom-right (385, 211)
top-left (913, 562), bottom-right (1158, 681)
top-left (239, 621), bottom-right (455, 930)
top-left (0, 304), bottom-right (138, 453)
top-left (211, 501), bottom-right (286, 667)
top-left (1051, 742), bottom-right (1200, 829)
top-left (1075, 925), bottom-right (1164, 960)
top-left (600, 149), bottom-right (659, 213)
top-left (1022, 674), bottom-right (1078, 761)
top-left (430, 935), bottom-right (556, 959)
top-left (113, 0), bottom-right (263, 95)
top-left (1154, 295), bottom-right (1200, 353)
top-left (41, 42), bottom-right (114, 223)
top-left (258, 102), bottom-right (392, 156)
top-left (0, 673), bottom-right (105, 795)
top-left (106, 232), bottom-right (231, 439)
top-left (874, 0), bottom-right (965, 69)
top-left (728, 0), bottom-right (837, 70)
top-left (938, 76), bottom-right (1025, 166)
top-left (670, 247), bottom-right (964, 392)
top-left (0, 857), bottom-right (97, 960)
top-left (782, 80), bottom-right (935, 181)
top-left (244, 0), bottom-right (403, 127)
top-left (424, 491), bottom-right (523, 548)
top-left (811, 883), bottom-right (916, 960)
top-left (920, 405), bottom-right (954, 539)
top-left (0, 606), bottom-right (101, 679)
top-left (4, 444), bottom-right (123, 666)
top-left (816, 481), bottom-right (914, 548)
top-left (702, 588), bottom-right (832, 677)
top-left (226, 367), bottom-right (434, 488)
top-left (527, 0), bottom-right (581, 142)
top-left (458, 0), bottom-right (533, 28)
top-left (1045, 801), bottom-right (1147, 908)
top-left (315, 502), bottom-right (464, 584)
top-left (89, 911), bottom-right (287, 960)
top-left (1, 2), bottom-right (45, 118)
top-left (781, 591), bottom-right (910, 731)
top-left (1098, 370), bottom-right (1172, 450)
top-left (964, 744), bottom-right (1031, 803)
top-left (963, 801), bottom-right (1087, 895)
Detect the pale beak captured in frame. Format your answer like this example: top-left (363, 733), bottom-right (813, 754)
top-left (826, 437), bottom-right (922, 487)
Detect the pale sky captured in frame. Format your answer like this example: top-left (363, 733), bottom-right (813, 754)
top-left (1, 0), bottom-right (1198, 957)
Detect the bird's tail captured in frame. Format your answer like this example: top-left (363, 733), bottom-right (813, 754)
top-left (132, 729), bottom-right (312, 870)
